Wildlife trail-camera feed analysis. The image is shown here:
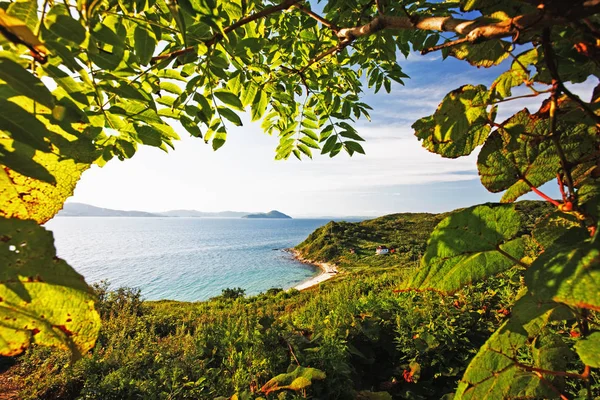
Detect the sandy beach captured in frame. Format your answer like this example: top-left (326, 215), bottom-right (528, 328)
top-left (289, 249), bottom-right (339, 291)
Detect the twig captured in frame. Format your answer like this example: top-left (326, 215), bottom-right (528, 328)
top-left (533, 371), bottom-right (569, 400)
top-left (295, 5), bottom-right (338, 32)
top-left (542, 29), bottom-right (578, 203)
top-left (298, 40), bottom-right (352, 75)
top-left (375, 0), bottom-right (384, 15)
top-left (421, 37), bottom-right (469, 55)
top-left (286, 340), bottom-right (300, 366)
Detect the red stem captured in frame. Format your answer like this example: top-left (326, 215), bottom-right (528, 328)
top-left (530, 186), bottom-right (561, 207)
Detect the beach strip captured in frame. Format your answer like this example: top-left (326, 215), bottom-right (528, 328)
top-left (289, 249), bottom-right (339, 291)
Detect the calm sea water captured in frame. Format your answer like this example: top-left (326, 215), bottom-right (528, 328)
top-left (45, 217), bottom-right (333, 301)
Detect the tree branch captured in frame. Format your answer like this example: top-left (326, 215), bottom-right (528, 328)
top-left (336, 1), bottom-right (600, 45)
top-left (295, 5), bottom-right (338, 32)
top-left (298, 39), bottom-right (352, 74)
top-left (151, 0), bottom-right (302, 62)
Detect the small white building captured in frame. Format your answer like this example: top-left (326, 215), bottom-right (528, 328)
top-left (376, 246), bottom-right (389, 255)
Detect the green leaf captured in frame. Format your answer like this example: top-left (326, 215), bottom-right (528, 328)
top-left (344, 141), bottom-right (365, 155)
top-left (409, 204), bottom-right (526, 293)
top-left (180, 115), bottom-right (202, 138)
top-left (455, 291), bottom-right (575, 399)
top-left (525, 234), bottom-right (600, 310)
top-left (0, 131), bottom-right (95, 224)
top-left (449, 39), bottom-right (510, 68)
top-left (413, 85), bottom-right (490, 158)
top-left (321, 135), bottom-right (337, 154)
top-left (299, 136), bottom-right (319, 149)
top-left (241, 81), bottom-right (258, 108)
top-left (7, 0), bottom-right (38, 31)
top-left (214, 90), bottom-right (244, 111)
top-left (532, 212), bottom-right (588, 251)
top-left (134, 23), bottom-right (157, 66)
top-left (0, 217), bottom-right (101, 358)
top-left (0, 56), bottom-right (54, 108)
top-left (0, 140), bottom-right (55, 183)
top-left (478, 107), bottom-right (597, 202)
top-left (297, 143), bottom-right (312, 158)
top-left (218, 107), bottom-right (243, 126)
top-left (261, 366), bottom-right (326, 395)
top-left (574, 332), bottom-right (600, 368)
top-left (212, 128), bottom-right (226, 151)
top-left (44, 14), bottom-right (87, 46)
top-left (251, 90), bottom-right (268, 121)
top-left (339, 130), bottom-right (365, 141)
top-left (0, 99), bottom-right (51, 151)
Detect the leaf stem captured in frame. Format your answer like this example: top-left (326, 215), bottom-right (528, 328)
top-left (529, 185), bottom-right (561, 207)
top-left (495, 246), bottom-right (530, 268)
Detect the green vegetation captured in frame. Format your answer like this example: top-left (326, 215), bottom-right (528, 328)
top-left (0, 0), bottom-right (599, 398)
top-left (296, 201), bottom-right (553, 270)
top-left (4, 203), bottom-right (598, 399)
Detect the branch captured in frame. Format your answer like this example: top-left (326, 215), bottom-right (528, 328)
top-left (151, 0), bottom-right (302, 62)
top-left (421, 37), bottom-right (469, 55)
top-left (336, 1), bottom-right (600, 45)
top-left (295, 5), bottom-right (338, 32)
top-left (298, 39), bottom-right (352, 74)
top-left (541, 28), bottom-right (578, 203)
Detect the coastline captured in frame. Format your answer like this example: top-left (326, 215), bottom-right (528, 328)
top-left (288, 249), bottom-right (339, 291)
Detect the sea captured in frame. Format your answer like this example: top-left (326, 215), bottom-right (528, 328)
top-left (45, 217), bottom-right (340, 302)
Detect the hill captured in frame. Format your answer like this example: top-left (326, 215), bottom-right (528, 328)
top-left (157, 210), bottom-right (250, 218)
top-left (57, 203), bottom-right (161, 217)
top-left (295, 200), bottom-right (554, 269)
top-left (242, 210), bottom-right (292, 219)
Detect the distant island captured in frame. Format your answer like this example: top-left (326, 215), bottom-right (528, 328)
top-left (57, 203), bottom-right (291, 219)
top-left (242, 210), bottom-right (292, 219)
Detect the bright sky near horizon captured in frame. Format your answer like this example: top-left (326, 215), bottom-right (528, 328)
top-left (68, 50), bottom-right (594, 217)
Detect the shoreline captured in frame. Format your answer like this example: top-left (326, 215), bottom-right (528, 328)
top-left (287, 249), bottom-right (339, 291)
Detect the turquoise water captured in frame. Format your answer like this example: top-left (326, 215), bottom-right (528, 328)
top-left (45, 217), bottom-right (332, 301)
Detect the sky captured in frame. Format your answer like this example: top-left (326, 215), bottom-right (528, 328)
top-left (68, 49), bottom-right (595, 218)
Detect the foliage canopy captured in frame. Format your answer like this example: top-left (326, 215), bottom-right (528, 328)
top-left (1, 0), bottom-right (599, 398)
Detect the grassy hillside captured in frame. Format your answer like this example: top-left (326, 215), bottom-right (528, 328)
top-left (4, 201), bottom-right (594, 400)
top-left (295, 201), bottom-right (553, 270)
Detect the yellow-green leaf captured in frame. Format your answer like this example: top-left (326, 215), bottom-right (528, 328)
top-left (0, 217), bottom-right (101, 358)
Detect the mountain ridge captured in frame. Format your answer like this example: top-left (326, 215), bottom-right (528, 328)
top-left (57, 203), bottom-right (290, 219)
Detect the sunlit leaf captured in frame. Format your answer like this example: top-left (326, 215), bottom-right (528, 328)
top-left (0, 217), bottom-right (101, 358)
top-left (409, 204), bottom-right (525, 293)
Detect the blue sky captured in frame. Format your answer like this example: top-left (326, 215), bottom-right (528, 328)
top-left (68, 49), bottom-right (591, 217)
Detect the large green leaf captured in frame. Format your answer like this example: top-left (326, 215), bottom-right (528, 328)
top-left (408, 204), bottom-right (525, 293)
top-left (478, 107), bottom-right (597, 202)
top-left (574, 332), bottom-right (600, 368)
top-left (0, 217), bottom-right (101, 357)
top-left (261, 366), bottom-right (326, 395)
top-left (525, 233), bottom-right (600, 310)
top-left (532, 212), bottom-right (588, 251)
top-left (413, 85), bottom-right (491, 158)
top-left (0, 98), bottom-right (51, 151)
top-left (449, 39), bottom-right (510, 68)
top-left (0, 55), bottom-right (54, 108)
top-left (133, 22), bottom-right (157, 66)
top-left (455, 291), bottom-right (575, 399)
top-left (0, 104), bottom-right (97, 224)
